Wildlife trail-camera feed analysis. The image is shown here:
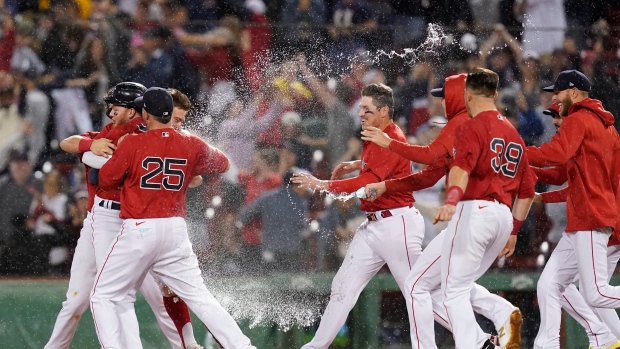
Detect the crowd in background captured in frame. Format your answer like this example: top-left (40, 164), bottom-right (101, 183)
top-left (0, 0), bottom-right (619, 281)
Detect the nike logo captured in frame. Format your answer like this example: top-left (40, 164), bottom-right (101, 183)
top-left (478, 205), bottom-right (488, 209)
top-left (136, 221), bottom-right (146, 226)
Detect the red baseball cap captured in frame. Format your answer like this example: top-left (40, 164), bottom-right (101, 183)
top-left (542, 102), bottom-right (560, 117)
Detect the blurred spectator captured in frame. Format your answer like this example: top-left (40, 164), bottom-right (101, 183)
top-left (328, 0), bottom-right (372, 72)
top-left (0, 150), bottom-right (37, 260)
top-left (0, 213), bottom-right (38, 275)
top-left (237, 171), bottom-right (310, 272)
top-left (58, 189), bottom-right (89, 275)
top-left (281, 0), bottom-right (327, 55)
top-left (13, 68), bottom-right (51, 166)
top-left (124, 25), bottom-right (174, 87)
top-left (316, 196), bottom-right (364, 271)
top-left (217, 91), bottom-right (284, 170)
top-left (389, 0), bottom-right (426, 46)
top-left (520, 0), bottom-right (566, 55)
top-left (393, 60), bottom-right (436, 135)
top-left (0, 73), bottom-right (25, 170)
top-left (29, 170), bottom-right (68, 274)
top-left (224, 148), bottom-right (282, 273)
top-left (10, 21), bottom-right (46, 77)
top-left (0, 10), bottom-right (16, 72)
top-left (280, 111), bottom-right (314, 171)
top-left (582, 54), bottom-right (620, 133)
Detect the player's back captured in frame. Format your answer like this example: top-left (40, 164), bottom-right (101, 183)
top-left (453, 110), bottom-right (533, 208)
top-left (113, 129), bottom-right (229, 219)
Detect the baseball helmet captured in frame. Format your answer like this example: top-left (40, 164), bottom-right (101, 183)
top-left (104, 82), bottom-right (147, 109)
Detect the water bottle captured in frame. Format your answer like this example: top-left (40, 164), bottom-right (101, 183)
top-left (354, 187), bottom-right (367, 199)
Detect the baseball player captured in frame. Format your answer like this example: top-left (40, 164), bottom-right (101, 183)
top-left (363, 74), bottom-right (522, 349)
top-left (431, 67), bottom-right (536, 348)
top-left (46, 82), bottom-right (184, 349)
top-left (91, 87), bottom-right (255, 349)
top-left (82, 87), bottom-right (206, 349)
top-left (529, 92), bottom-right (620, 349)
top-left (291, 83), bottom-right (426, 349)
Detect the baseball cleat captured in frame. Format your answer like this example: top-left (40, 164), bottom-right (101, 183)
top-left (498, 309), bottom-right (522, 349)
top-left (186, 344), bottom-right (205, 349)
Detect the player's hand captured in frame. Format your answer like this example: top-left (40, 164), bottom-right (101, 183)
top-left (91, 138), bottom-right (116, 158)
top-left (365, 182), bottom-right (386, 202)
top-left (499, 235), bottom-right (517, 258)
top-left (433, 204), bottom-right (456, 224)
top-left (188, 175), bottom-right (203, 188)
top-left (532, 192), bottom-right (542, 203)
top-left (290, 172), bottom-right (327, 191)
top-left (331, 161), bottom-right (360, 180)
top-left (361, 126), bottom-right (392, 148)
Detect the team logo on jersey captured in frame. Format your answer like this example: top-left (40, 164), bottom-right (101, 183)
top-left (162, 132), bottom-right (169, 137)
top-left (138, 124), bottom-right (147, 132)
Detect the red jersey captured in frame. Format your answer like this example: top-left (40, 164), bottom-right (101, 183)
top-left (452, 110), bottom-right (536, 208)
top-left (359, 123), bottom-right (413, 211)
top-left (99, 128), bottom-right (229, 219)
top-left (526, 98), bottom-right (618, 232)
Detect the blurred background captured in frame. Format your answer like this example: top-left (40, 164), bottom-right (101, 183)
top-left (0, 0), bottom-right (619, 348)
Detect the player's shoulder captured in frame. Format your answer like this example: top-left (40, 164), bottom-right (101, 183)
top-left (384, 122), bottom-right (407, 142)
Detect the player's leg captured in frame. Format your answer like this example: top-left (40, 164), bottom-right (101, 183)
top-left (573, 229), bottom-right (620, 308)
top-left (90, 220), bottom-right (155, 349)
top-left (45, 212), bottom-right (97, 349)
top-left (441, 201), bottom-right (511, 349)
top-left (302, 223), bottom-right (385, 349)
top-left (593, 245), bottom-right (620, 338)
top-left (162, 285), bottom-right (203, 349)
top-left (470, 284), bottom-right (521, 349)
top-left (560, 283), bottom-right (616, 348)
top-left (152, 217), bottom-right (255, 349)
top-left (533, 233), bottom-right (580, 349)
top-left (139, 273), bottom-right (184, 349)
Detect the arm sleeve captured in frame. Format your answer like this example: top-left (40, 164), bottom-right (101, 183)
top-left (385, 158), bottom-right (447, 193)
top-left (530, 165), bottom-right (568, 185)
top-left (328, 172), bottom-right (380, 193)
top-left (194, 138), bottom-right (230, 175)
top-left (517, 153), bottom-right (536, 199)
top-left (388, 140), bottom-right (448, 165)
top-left (541, 187), bottom-right (568, 203)
top-left (526, 117), bottom-right (586, 167)
top-left (82, 151), bottom-right (110, 169)
top-left (99, 140), bottom-right (132, 191)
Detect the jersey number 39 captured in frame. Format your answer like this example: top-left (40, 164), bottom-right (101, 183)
top-left (140, 157), bottom-right (187, 191)
top-left (490, 138), bottom-right (522, 178)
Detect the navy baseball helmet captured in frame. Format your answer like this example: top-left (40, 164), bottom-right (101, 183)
top-left (104, 82), bottom-right (147, 109)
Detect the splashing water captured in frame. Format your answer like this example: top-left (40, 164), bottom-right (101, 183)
top-left (375, 23), bottom-right (454, 65)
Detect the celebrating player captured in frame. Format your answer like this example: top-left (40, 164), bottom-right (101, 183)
top-left (364, 74), bottom-right (522, 349)
top-left (291, 83), bottom-right (425, 349)
top-left (91, 87), bottom-right (255, 349)
top-left (46, 82), bottom-right (184, 349)
top-left (526, 71), bottom-right (620, 349)
top-left (432, 67), bottom-right (535, 348)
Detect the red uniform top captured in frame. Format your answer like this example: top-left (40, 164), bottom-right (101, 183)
top-left (79, 131), bottom-right (100, 211)
top-left (389, 74), bottom-right (469, 165)
top-left (99, 128), bottom-right (229, 219)
top-left (329, 123), bottom-right (413, 212)
top-left (385, 74), bottom-right (470, 193)
top-left (239, 172), bottom-right (282, 246)
top-left (452, 110), bottom-right (536, 209)
top-left (526, 98), bottom-right (618, 232)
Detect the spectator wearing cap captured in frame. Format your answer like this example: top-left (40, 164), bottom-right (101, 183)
top-left (0, 150), bottom-right (38, 262)
top-left (124, 26), bottom-right (173, 88)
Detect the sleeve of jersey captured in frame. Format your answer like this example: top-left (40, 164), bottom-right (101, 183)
top-left (388, 140), bottom-right (447, 165)
top-left (328, 172), bottom-right (380, 193)
top-left (104, 120), bottom-right (139, 144)
top-left (541, 187), bottom-right (568, 203)
top-left (450, 123), bottom-right (480, 174)
top-left (194, 140), bottom-right (230, 175)
top-left (526, 117), bottom-right (586, 167)
top-left (517, 154), bottom-right (536, 199)
top-left (385, 158), bottom-right (446, 193)
top-left (530, 165), bottom-right (568, 185)
top-left (99, 141), bottom-right (131, 191)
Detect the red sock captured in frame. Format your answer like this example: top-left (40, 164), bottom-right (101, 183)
top-left (163, 295), bottom-right (192, 348)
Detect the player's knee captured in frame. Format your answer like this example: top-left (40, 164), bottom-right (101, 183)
top-left (582, 285), bottom-right (607, 307)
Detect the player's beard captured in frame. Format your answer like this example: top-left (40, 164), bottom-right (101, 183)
top-left (559, 95), bottom-right (573, 116)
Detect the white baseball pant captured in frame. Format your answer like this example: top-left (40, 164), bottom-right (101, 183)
top-left (90, 217), bottom-right (255, 349)
top-left (406, 228), bottom-right (519, 349)
top-left (535, 234), bottom-right (620, 349)
top-left (301, 206), bottom-right (425, 349)
top-left (441, 200), bottom-right (513, 349)
top-left (45, 196), bottom-right (182, 349)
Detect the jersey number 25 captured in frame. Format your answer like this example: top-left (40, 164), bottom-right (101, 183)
top-left (490, 138), bottom-right (523, 178)
top-left (140, 157), bottom-right (187, 191)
